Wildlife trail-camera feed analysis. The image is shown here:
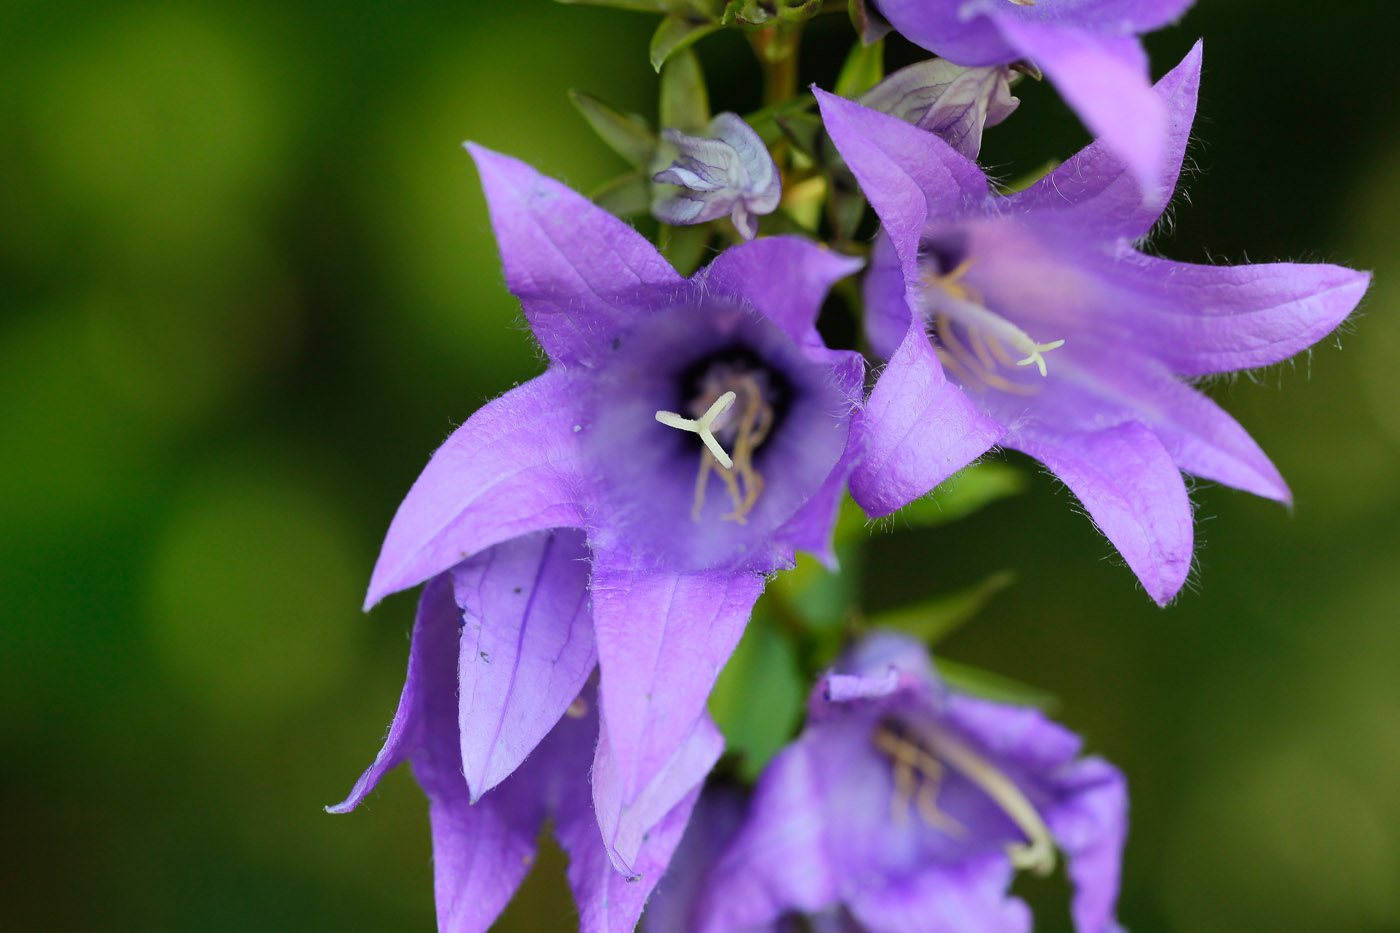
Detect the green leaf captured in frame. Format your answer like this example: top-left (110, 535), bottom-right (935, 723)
top-left (555, 0), bottom-right (719, 13)
top-left (995, 158), bottom-right (1061, 195)
top-left (769, 551), bottom-right (858, 632)
top-left (721, 0), bottom-right (821, 25)
top-left (659, 48), bottom-right (710, 132)
top-left (892, 461), bottom-right (1027, 529)
top-left (567, 90), bottom-right (656, 169)
top-left (829, 185), bottom-right (867, 241)
top-left (936, 657), bottom-right (1059, 712)
top-left (650, 14), bottom-right (721, 72)
top-left (709, 612), bottom-right (805, 780)
top-left (744, 95), bottom-right (816, 147)
top-left (659, 222), bottom-right (712, 276)
top-left (774, 111), bottom-right (823, 156)
top-left (834, 38), bottom-right (884, 98)
top-left (590, 171), bottom-right (650, 217)
top-left (776, 0), bottom-right (824, 23)
top-left (864, 569), bottom-right (1015, 645)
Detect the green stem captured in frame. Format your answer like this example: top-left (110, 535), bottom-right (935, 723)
top-left (749, 23), bottom-right (803, 108)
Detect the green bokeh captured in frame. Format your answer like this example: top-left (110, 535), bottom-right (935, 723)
top-left (3, 1), bottom-right (1399, 930)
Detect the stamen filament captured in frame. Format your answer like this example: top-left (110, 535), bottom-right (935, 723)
top-left (923, 283), bottom-right (1065, 379)
top-left (656, 390), bottom-right (737, 469)
top-left (909, 721), bottom-right (1058, 876)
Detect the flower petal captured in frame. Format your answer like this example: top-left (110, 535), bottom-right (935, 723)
top-left (993, 19), bottom-right (1164, 202)
top-left (365, 369), bottom-right (587, 609)
top-left (699, 235), bottom-right (864, 345)
top-left (1012, 420), bottom-right (1192, 606)
top-left (589, 563), bottom-right (762, 873)
top-left (696, 737), bottom-right (840, 932)
top-left (850, 320), bottom-right (1004, 517)
top-left (560, 780), bottom-right (704, 933)
top-left (467, 143), bottom-right (684, 366)
top-left (869, 0), bottom-right (1010, 65)
top-left (1007, 41), bottom-right (1202, 240)
top-left (332, 575), bottom-right (546, 933)
top-left (452, 529), bottom-right (597, 800)
top-left (328, 574), bottom-right (460, 814)
top-left (772, 462), bottom-right (848, 570)
top-left (941, 693), bottom-right (1083, 775)
top-left (642, 788), bottom-right (749, 933)
top-left (1088, 356), bottom-right (1291, 503)
top-left (815, 88), bottom-right (988, 281)
top-left (863, 230), bottom-right (910, 361)
top-left (433, 679), bottom-right (610, 933)
top-left (939, 685), bottom-right (1125, 931)
top-left (861, 60), bottom-right (1019, 159)
top-left (1046, 757), bottom-right (1130, 933)
top-left (422, 778), bottom-right (543, 933)
top-left (593, 711), bottom-right (725, 878)
top-left (845, 855), bottom-right (1031, 933)
top-left (652, 113), bottom-right (781, 239)
top-left (1108, 248), bottom-right (1369, 376)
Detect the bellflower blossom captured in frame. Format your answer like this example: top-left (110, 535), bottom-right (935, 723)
top-left (872, 0), bottom-right (1194, 196)
top-left (659, 632), bottom-right (1128, 933)
top-left (652, 112), bottom-right (782, 239)
top-left (330, 549), bottom-right (705, 932)
top-left (358, 143), bottom-right (864, 878)
top-left (816, 44), bottom-right (1370, 604)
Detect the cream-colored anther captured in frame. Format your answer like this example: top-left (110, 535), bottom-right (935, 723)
top-left (656, 390), bottom-right (737, 470)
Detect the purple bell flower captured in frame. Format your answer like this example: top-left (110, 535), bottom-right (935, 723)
top-left (353, 144), bottom-right (864, 879)
top-left (329, 548), bottom-right (710, 933)
top-left (818, 43), bottom-right (1370, 604)
top-left (663, 632), bottom-right (1129, 933)
top-left (871, 0), bottom-right (1196, 196)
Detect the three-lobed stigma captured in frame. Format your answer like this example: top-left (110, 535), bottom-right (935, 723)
top-left (656, 391), bottom-right (738, 470)
top-left (656, 365), bottom-right (776, 524)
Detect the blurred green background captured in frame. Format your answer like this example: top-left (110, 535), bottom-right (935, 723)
top-left (3, 0), bottom-right (1398, 930)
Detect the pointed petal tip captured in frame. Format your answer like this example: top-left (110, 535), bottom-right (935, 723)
top-left (362, 566), bottom-right (404, 613)
top-left (1145, 570), bottom-right (1188, 608)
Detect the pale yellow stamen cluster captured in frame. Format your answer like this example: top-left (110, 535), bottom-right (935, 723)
top-left (874, 719), bottom-right (1058, 877)
top-left (923, 259), bottom-right (1065, 396)
top-left (655, 372), bottom-right (775, 524)
top-left (874, 725), bottom-right (966, 834)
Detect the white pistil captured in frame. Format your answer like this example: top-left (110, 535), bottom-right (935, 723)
top-left (924, 286), bottom-right (1065, 379)
top-left (656, 390), bottom-right (737, 470)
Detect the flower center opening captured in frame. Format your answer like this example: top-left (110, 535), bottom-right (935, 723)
top-left (874, 717), bottom-right (1057, 876)
top-left (654, 351), bottom-right (782, 525)
top-left (920, 258), bottom-right (1065, 396)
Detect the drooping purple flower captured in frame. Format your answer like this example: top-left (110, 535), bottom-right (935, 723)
top-left (358, 143), bottom-right (864, 878)
top-left (871, 0), bottom-right (1195, 195)
top-left (820, 43), bottom-right (1370, 604)
top-left (859, 58), bottom-right (1020, 159)
top-left (329, 542), bottom-right (714, 932)
top-left (678, 632), bottom-right (1129, 933)
top-left (653, 112), bottom-right (782, 239)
